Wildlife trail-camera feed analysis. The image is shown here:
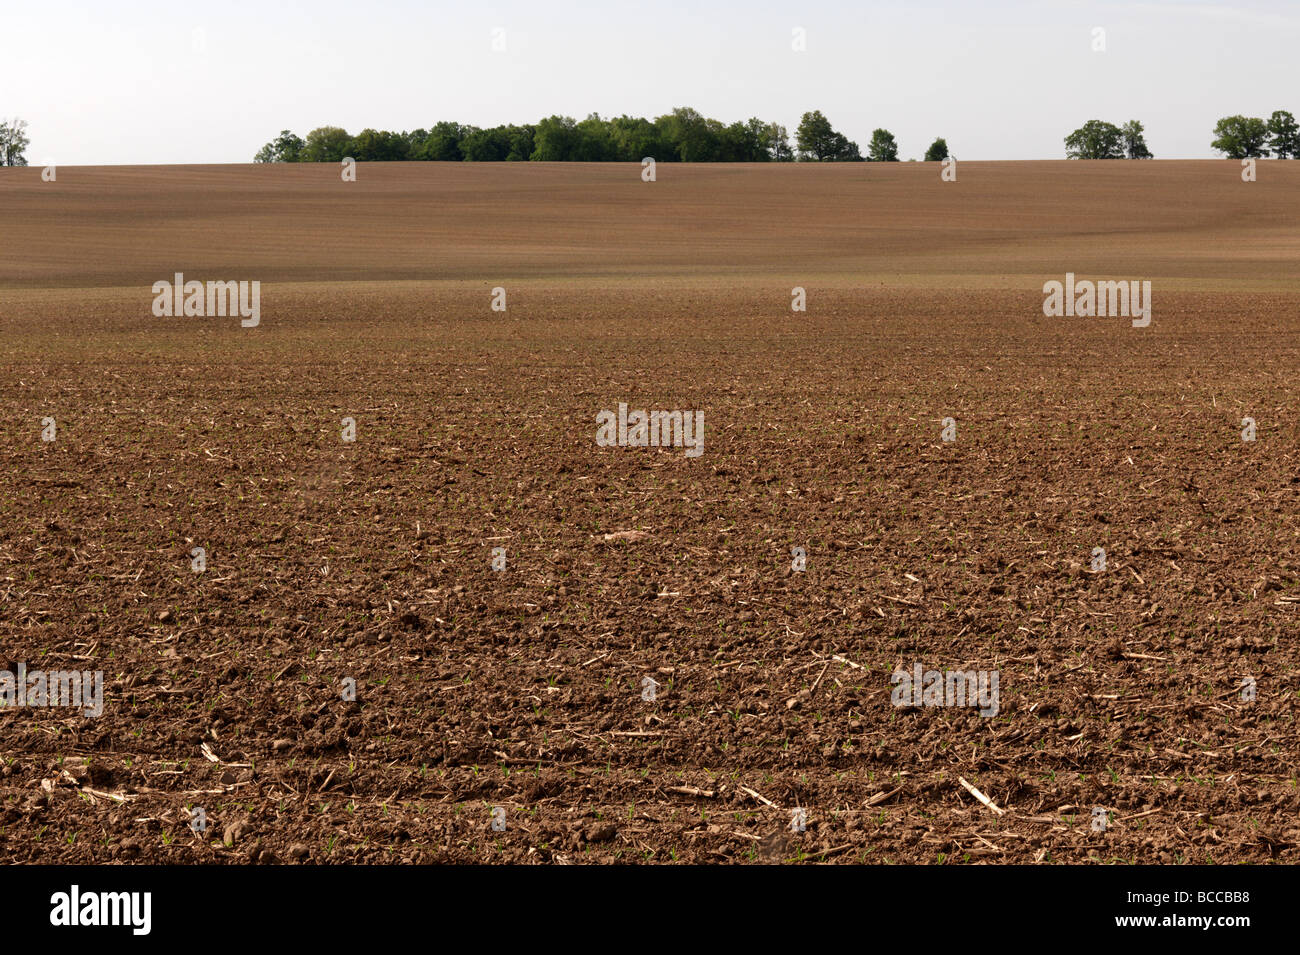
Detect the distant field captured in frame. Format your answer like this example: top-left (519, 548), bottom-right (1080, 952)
top-left (2, 161), bottom-right (1299, 864)
top-left (3, 160), bottom-right (1299, 288)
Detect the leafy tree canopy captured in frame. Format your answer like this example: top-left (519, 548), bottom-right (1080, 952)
top-left (923, 137), bottom-right (949, 162)
top-left (867, 128), bottom-right (899, 162)
top-left (1210, 115), bottom-right (1272, 159)
top-left (1064, 120), bottom-right (1125, 159)
top-left (0, 118), bottom-right (30, 166)
top-left (1267, 110), bottom-right (1299, 159)
top-left (299, 126), bottom-right (352, 163)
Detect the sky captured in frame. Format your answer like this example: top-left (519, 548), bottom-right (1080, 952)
top-left (4, 0), bottom-right (1298, 165)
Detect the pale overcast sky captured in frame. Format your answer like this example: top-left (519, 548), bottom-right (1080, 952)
top-left (5, 0), bottom-right (1297, 164)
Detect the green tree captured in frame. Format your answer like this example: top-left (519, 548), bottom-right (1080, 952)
top-left (608, 115), bottom-right (666, 162)
top-left (765, 122), bottom-right (793, 161)
top-left (740, 118), bottom-right (774, 162)
top-left (719, 119), bottom-right (783, 162)
top-left (1267, 110), bottom-right (1299, 159)
top-left (346, 128), bottom-right (410, 162)
top-left (505, 125), bottom-right (534, 161)
top-left (404, 128), bottom-right (429, 154)
top-left (1064, 120), bottom-right (1124, 159)
top-left (923, 137), bottom-right (949, 162)
top-left (832, 133), bottom-right (861, 161)
top-left (457, 124), bottom-right (535, 161)
top-left (867, 128), bottom-right (899, 162)
top-left (719, 120), bottom-right (756, 161)
top-left (531, 115), bottom-right (580, 161)
top-left (1210, 115), bottom-right (1271, 158)
top-left (796, 111), bottom-right (860, 161)
top-left (300, 126), bottom-right (352, 163)
top-left (655, 107), bottom-right (723, 162)
top-left (1120, 120), bottom-right (1153, 159)
top-left (415, 122), bottom-right (466, 161)
top-left (796, 110), bottom-right (835, 160)
top-left (0, 118), bottom-right (30, 166)
top-left (574, 114), bottom-right (618, 161)
top-left (700, 118), bottom-right (728, 162)
top-left (459, 126), bottom-right (511, 161)
top-left (253, 129), bottom-right (304, 163)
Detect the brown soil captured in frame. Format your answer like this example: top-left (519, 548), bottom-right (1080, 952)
top-left (1, 161), bottom-right (1298, 864)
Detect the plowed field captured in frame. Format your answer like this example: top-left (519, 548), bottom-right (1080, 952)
top-left (2, 160), bottom-right (1298, 864)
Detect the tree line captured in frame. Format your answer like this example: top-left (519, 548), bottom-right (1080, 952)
top-left (1064, 120), bottom-right (1153, 159)
top-left (1062, 112), bottom-right (1299, 159)
top-left (253, 109), bottom-right (950, 164)
top-left (3, 111), bottom-right (1295, 166)
top-left (1209, 112), bottom-right (1299, 159)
